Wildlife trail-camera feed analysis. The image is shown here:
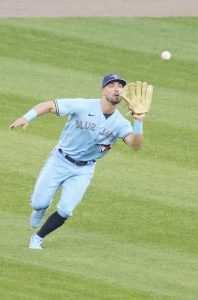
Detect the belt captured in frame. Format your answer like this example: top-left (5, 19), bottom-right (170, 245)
top-left (58, 149), bottom-right (95, 166)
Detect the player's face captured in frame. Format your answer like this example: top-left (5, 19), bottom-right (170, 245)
top-left (102, 81), bottom-right (123, 105)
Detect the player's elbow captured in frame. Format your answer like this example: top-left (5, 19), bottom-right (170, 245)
top-left (124, 134), bottom-right (143, 151)
top-left (131, 143), bottom-right (142, 151)
top-left (131, 135), bottom-right (143, 151)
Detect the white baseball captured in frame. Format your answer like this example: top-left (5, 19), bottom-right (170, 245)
top-left (161, 51), bottom-right (171, 60)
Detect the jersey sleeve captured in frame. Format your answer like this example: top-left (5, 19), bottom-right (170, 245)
top-left (54, 99), bottom-right (85, 116)
top-left (118, 120), bottom-right (133, 140)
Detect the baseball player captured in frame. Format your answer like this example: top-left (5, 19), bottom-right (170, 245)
top-left (10, 73), bottom-right (146, 249)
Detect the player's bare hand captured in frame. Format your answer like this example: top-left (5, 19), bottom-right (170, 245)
top-left (9, 117), bottom-right (29, 130)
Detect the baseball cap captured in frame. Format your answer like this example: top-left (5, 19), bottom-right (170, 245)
top-left (102, 73), bottom-right (127, 88)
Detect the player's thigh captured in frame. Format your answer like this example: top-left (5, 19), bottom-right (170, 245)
top-left (57, 173), bottom-right (93, 218)
top-left (31, 155), bottom-right (62, 210)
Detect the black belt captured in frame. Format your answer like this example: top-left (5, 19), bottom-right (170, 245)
top-left (58, 149), bottom-right (95, 166)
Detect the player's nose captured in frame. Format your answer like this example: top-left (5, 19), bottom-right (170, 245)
top-left (114, 87), bottom-right (120, 94)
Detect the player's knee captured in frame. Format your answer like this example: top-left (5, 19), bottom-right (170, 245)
top-left (31, 198), bottom-right (49, 211)
top-left (31, 194), bottom-right (51, 211)
top-left (31, 203), bottom-right (49, 211)
top-left (57, 207), bottom-right (72, 219)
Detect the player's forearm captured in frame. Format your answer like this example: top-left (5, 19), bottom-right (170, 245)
top-left (124, 119), bottom-right (144, 150)
top-left (33, 101), bottom-right (56, 116)
top-left (132, 118), bottom-right (143, 149)
top-left (23, 101), bottom-right (56, 121)
top-left (9, 101), bottom-right (56, 129)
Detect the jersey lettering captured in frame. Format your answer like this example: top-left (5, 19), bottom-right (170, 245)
top-left (75, 120), bottom-right (96, 131)
top-left (98, 128), bottom-right (115, 142)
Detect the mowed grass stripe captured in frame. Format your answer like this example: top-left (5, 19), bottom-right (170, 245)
top-left (1, 56), bottom-right (197, 129)
top-left (1, 260), bottom-right (145, 300)
top-left (0, 212), bottom-right (197, 300)
top-left (1, 17), bottom-right (198, 62)
top-left (0, 57), bottom-right (102, 100)
top-left (0, 20), bottom-right (198, 93)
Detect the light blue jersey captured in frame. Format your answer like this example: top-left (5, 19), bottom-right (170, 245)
top-left (31, 98), bottom-right (134, 218)
top-left (54, 98), bottom-right (133, 161)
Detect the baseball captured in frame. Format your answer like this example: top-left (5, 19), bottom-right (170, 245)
top-left (161, 51), bottom-right (171, 60)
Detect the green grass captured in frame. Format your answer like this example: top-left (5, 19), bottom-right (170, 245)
top-left (0, 17), bottom-right (198, 300)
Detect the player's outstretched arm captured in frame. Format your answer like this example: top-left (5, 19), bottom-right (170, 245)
top-left (9, 101), bottom-right (56, 130)
top-left (124, 113), bottom-right (145, 151)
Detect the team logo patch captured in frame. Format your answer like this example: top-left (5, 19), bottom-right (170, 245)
top-left (96, 144), bottom-right (111, 153)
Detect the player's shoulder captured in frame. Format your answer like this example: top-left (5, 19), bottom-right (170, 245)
top-left (71, 98), bottom-right (99, 102)
top-left (56, 98), bottom-right (99, 103)
top-left (58, 98), bottom-right (100, 108)
top-left (79, 98), bottom-right (100, 104)
top-left (75, 98), bottom-right (100, 109)
top-left (70, 98), bottom-right (100, 105)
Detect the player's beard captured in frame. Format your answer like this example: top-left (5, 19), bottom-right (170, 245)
top-left (107, 96), bottom-right (121, 105)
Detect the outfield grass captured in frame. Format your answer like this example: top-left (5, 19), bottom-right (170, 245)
top-left (0, 17), bottom-right (197, 300)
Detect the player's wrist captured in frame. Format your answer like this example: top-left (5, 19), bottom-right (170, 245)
top-left (23, 108), bottom-right (37, 122)
top-left (133, 119), bottom-right (143, 134)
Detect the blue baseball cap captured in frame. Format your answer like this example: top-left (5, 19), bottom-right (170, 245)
top-left (102, 73), bottom-right (127, 88)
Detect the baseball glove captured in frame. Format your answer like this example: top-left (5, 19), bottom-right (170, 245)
top-left (120, 81), bottom-right (154, 115)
